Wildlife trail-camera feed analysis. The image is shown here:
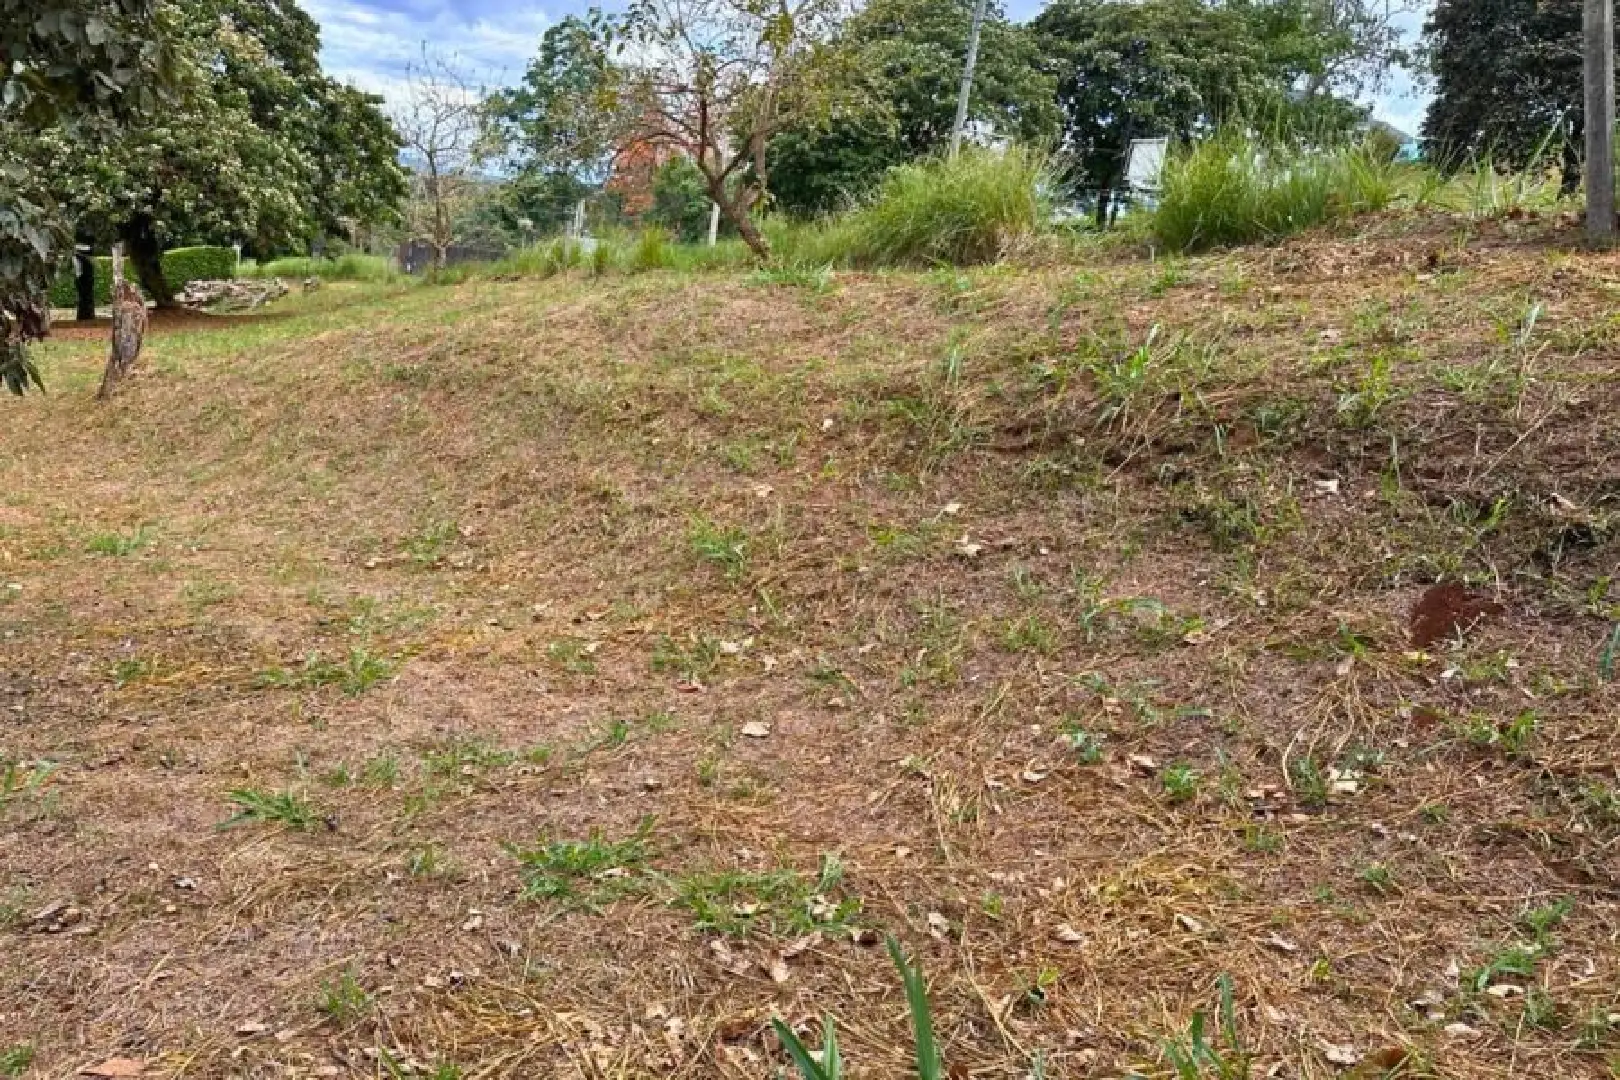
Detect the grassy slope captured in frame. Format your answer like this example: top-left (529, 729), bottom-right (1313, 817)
top-left (3, 211), bottom-right (1620, 1079)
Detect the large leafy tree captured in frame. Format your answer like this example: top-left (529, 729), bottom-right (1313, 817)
top-left (1422, 0), bottom-right (1586, 190)
top-left (2, 0), bottom-right (171, 391)
top-left (767, 0), bottom-right (1059, 215)
top-left (1035, 0), bottom-right (1371, 219)
top-left (483, 17), bottom-right (618, 235)
top-left (28, 0), bottom-right (405, 306)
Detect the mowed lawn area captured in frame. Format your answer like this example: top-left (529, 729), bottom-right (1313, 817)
top-left (3, 212), bottom-right (1620, 1079)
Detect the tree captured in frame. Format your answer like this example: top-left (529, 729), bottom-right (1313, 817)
top-left (23, 0), bottom-right (404, 306)
top-left (393, 53), bottom-right (484, 270)
top-left (768, 0), bottom-right (1059, 215)
top-left (1035, 0), bottom-right (1371, 222)
top-left (1, 0), bottom-right (171, 391)
top-left (603, 0), bottom-right (854, 258)
top-left (1422, 0), bottom-right (1588, 191)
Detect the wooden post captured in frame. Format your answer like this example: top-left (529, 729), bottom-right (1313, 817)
top-left (1585, 0), bottom-right (1616, 242)
top-left (949, 0), bottom-right (990, 158)
top-left (707, 202), bottom-right (721, 247)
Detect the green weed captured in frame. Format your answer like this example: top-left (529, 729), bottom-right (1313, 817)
top-left (316, 965), bottom-right (372, 1022)
top-left (220, 787), bottom-right (320, 831)
top-left (507, 821), bottom-right (653, 907)
top-left (689, 519), bottom-right (749, 580)
top-left (254, 648), bottom-right (396, 696)
top-left (85, 526), bottom-right (152, 556)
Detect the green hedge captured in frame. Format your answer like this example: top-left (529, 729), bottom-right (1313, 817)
top-left (48, 245), bottom-right (238, 308)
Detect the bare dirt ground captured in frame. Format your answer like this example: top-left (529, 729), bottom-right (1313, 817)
top-left (3, 212), bottom-right (1620, 1079)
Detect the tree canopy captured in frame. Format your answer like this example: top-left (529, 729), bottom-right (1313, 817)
top-left (24, 0), bottom-right (405, 305)
top-left (1035, 0), bottom-right (1375, 211)
top-left (768, 0), bottom-right (1058, 215)
top-left (1422, 0), bottom-right (1585, 184)
top-left (2, 0), bottom-right (172, 391)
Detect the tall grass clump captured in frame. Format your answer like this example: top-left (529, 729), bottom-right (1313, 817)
top-left (240, 253), bottom-right (400, 282)
top-left (824, 145), bottom-right (1051, 268)
top-left (1151, 131), bottom-right (1395, 253)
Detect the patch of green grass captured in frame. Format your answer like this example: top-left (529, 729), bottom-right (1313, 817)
top-left (254, 647), bottom-right (397, 696)
top-left (1152, 129), bottom-right (1393, 252)
top-left (1465, 944), bottom-right (1539, 993)
top-left (1057, 718), bottom-right (1105, 764)
top-left (220, 787), bottom-right (320, 831)
top-left (406, 843), bottom-right (455, 878)
top-left (360, 751), bottom-right (400, 788)
top-left (315, 965), bottom-right (372, 1023)
top-left (688, 519), bottom-right (749, 580)
top-left (404, 520), bottom-right (458, 568)
top-left (651, 633), bottom-right (723, 682)
top-left (1356, 863), bottom-right (1395, 895)
top-left (85, 525), bottom-right (152, 556)
top-left (816, 146), bottom-right (1050, 268)
top-left (507, 821), bottom-right (654, 907)
top-left (546, 637), bottom-right (599, 675)
top-left (1162, 763), bottom-right (1201, 803)
top-left (1159, 973), bottom-right (1252, 1079)
top-left (672, 855), bottom-right (859, 937)
top-left (423, 736), bottom-right (514, 778)
top-left (1289, 754), bottom-right (1329, 809)
top-left (999, 613), bottom-right (1057, 654)
top-left (0, 757), bottom-right (56, 810)
top-left (0, 1044), bottom-right (33, 1078)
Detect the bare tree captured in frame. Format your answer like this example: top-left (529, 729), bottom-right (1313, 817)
top-left (609, 0), bottom-right (853, 259)
top-left (392, 51), bottom-right (482, 270)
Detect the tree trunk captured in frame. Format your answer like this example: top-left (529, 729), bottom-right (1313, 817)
top-left (120, 218), bottom-right (175, 308)
top-left (74, 246), bottom-right (96, 321)
top-left (1094, 188), bottom-right (1112, 229)
top-left (708, 180), bottom-right (769, 260)
top-left (1562, 132), bottom-right (1582, 197)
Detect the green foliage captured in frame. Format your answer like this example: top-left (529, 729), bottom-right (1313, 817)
top-left (507, 821), bottom-right (653, 906)
top-left (767, 0), bottom-right (1059, 215)
top-left (689, 519), bottom-right (750, 580)
top-left (254, 648), bottom-right (396, 696)
top-left (220, 787), bottom-right (320, 830)
top-left (1151, 131), bottom-right (1394, 252)
top-left (1, 0), bottom-right (172, 388)
top-left (315, 965), bottom-right (372, 1022)
top-left (1162, 762), bottom-right (1201, 802)
top-left (673, 857), bottom-right (858, 936)
top-left (889, 935), bottom-right (944, 1080)
top-left (161, 244), bottom-right (237, 286)
top-left (818, 147), bottom-right (1050, 267)
top-left (773, 935), bottom-right (942, 1080)
top-left (49, 245), bottom-right (238, 306)
top-left (239, 253), bottom-right (398, 282)
top-left (1161, 974), bottom-right (1250, 1079)
top-left (0, 1044), bottom-right (33, 1078)
top-left (85, 526), bottom-right (152, 555)
top-left (1422, 0), bottom-right (1580, 186)
top-left (773, 1016), bottom-right (843, 1080)
top-left (647, 158), bottom-right (718, 242)
top-left (22, 0), bottom-right (403, 305)
top-left (1035, 0), bottom-right (1374, 200)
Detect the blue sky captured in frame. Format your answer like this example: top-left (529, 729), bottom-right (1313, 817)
top-left (306, 0), bottom-right (1433, 136)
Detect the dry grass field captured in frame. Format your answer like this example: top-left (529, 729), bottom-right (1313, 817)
top-left (3, 210), bottom-right (1619, 1079)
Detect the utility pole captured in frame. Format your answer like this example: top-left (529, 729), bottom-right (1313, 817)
top-left (1585, 0), bottom-right (1615, 242)
top-left (949, 0), bottom-right (990, 158)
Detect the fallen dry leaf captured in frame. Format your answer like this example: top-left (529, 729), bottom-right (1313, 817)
top-left (81, 1061), bottom-right (145, 1079)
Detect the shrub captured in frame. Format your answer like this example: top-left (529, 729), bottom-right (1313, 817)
top-left (647, 158), bottom-right (716, 242)
top-left (239, 254), bottom-right (398, 283)
top-left (821, 146), bottom-right (1051, 268)
top-left (1150, 131), bottom-right (1395, 253)
top-left (162, 245), bottom-right (238, 288)
top-left (49, 245), bottom-right (239, 308)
